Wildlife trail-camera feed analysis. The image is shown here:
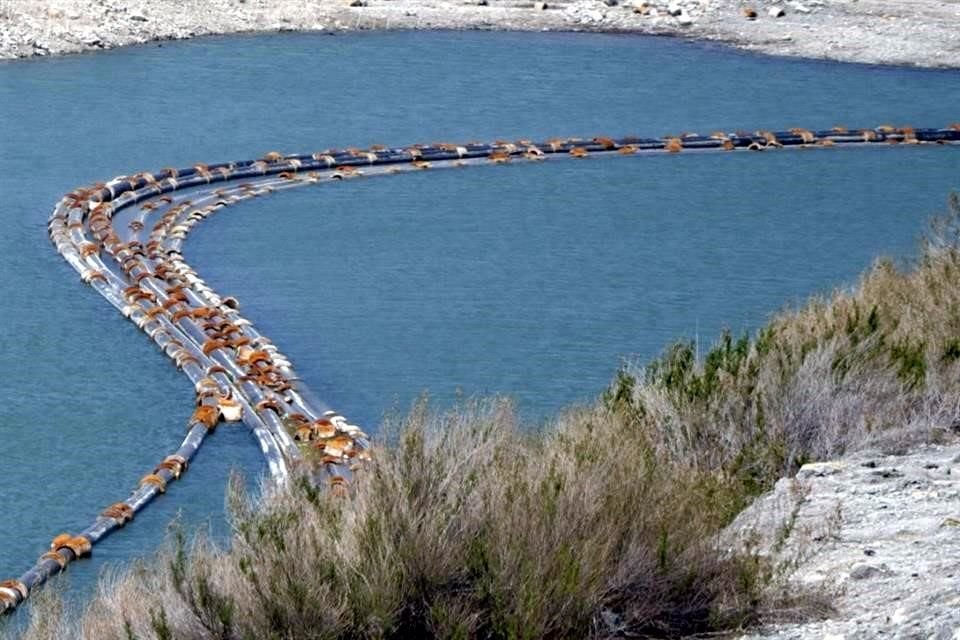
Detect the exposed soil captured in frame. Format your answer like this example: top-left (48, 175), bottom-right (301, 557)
top-left (2, 0), bottom-right (960, 68)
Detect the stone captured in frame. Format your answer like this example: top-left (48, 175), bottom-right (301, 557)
top-left (349, 0), bottom-right (367, 7)
top-left (533, 2), bottom-right (548, 10)
top-left (849, 563), bottom-right (881, 580)
top-left (603, 0), bottom-right (618, 6)
top-left (667, 2), bottom-right (683, 16)
top-left (676, 10), bottom-right (693, 25)
top-left (768, 6), bottom-right (786, 18)
top-left (742, 7), bottom-right (758, 19)
top-left (797, 461), bottom-right (844, 478)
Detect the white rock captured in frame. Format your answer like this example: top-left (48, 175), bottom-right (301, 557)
top-left (729, 443), bottom-right (960, 639)
top-left (797, 460), bottom-right (845, 478)
top-left (667, 2), bottom-right (683, 16)
top-left (768, 6), bottom-right (786, 18)
top-left (676, 10), bottom-right (693, 25)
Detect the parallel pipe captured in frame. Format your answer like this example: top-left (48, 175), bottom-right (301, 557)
top-left (4, 123), bottom-right (957, 615)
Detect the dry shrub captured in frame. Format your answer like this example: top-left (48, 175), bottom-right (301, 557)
top-left (19, 400), bottom-right (774, 640)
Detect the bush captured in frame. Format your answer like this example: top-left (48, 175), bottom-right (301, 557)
top-left (18, 399), bottom-right (779, 640)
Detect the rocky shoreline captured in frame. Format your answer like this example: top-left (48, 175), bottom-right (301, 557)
top-left (729, 440), bottom-right (960, 639)
top-left (2, 0), bottom-right (960, 68)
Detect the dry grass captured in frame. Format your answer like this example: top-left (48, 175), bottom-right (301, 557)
top-left (7, 194), bottom-right (960, 640)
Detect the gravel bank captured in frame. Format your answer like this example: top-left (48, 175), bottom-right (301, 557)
top-left (728, 441), bottom-right (960, 639)
top-left (2, 0), bottom-right (959, 67)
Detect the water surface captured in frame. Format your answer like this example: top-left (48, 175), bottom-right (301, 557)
top-left (0, 31), bottom-right (958, 618)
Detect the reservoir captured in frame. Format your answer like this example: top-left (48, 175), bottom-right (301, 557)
top-left (0, 30), bottom-right (958, 615)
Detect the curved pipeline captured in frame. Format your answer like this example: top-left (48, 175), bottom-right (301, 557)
top-left (3, 123), bottom-right (958, 614)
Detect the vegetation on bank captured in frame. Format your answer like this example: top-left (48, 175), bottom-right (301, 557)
top-left (9, 195), bottom-right (960, 640)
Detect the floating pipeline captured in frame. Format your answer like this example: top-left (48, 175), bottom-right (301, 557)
top-left (3, 123), bottom-right (959, 615)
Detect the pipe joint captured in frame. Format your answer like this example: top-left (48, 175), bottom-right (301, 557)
top-left (139, 473), bottom-right (167, 493)
top-left (101, 502), bottom-right (135, 525)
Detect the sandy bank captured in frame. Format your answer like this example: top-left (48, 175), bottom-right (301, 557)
top-left (2, 0), bottom-right (959, 68)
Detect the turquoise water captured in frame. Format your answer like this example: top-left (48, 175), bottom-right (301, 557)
top-left (0, 31), bottom-right (959, 618)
